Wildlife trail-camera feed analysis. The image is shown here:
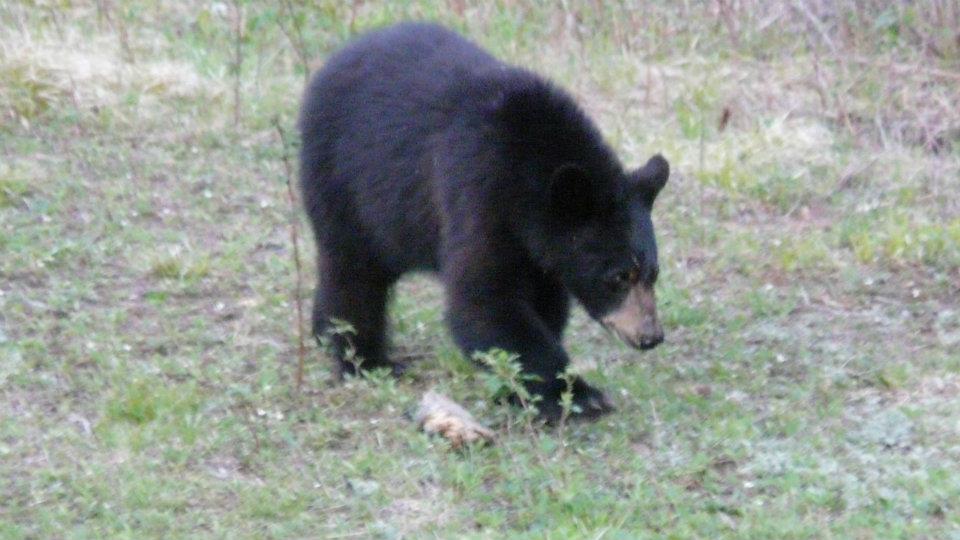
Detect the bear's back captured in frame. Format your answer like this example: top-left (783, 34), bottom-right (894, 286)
top-left (299, 23), bottom-right (500, 142)
top-left (299, 24), bottom-right (506, 273)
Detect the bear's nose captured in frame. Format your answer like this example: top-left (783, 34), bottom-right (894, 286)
top-left (637, 331), bottom-right (664, 350)
top-left (601, 285), bottom-right (664, 351)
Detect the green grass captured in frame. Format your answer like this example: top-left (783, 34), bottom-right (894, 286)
top-left (2, 0), bottom-right (960, 538)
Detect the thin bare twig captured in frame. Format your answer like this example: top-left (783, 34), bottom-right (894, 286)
top-left (273, 117), bottom-right (308, 392)
top-left (276, 0), bottom-right (311, 83)
top-left (792, 0), bottom-right (838, 56)
top-left (715, 0), bottom-right (741, 49)
top-left (848, 57), bottom-right (960, 82)
top-left (231, 0), bottom-right (244, 128)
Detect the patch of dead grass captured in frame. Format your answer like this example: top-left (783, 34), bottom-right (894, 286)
top-left (0, 29), bottom-right (223, 126)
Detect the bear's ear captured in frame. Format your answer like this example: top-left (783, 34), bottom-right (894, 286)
top-left (548, 164), bottom-right (597, 225)
top-left (630, 154), bottom-right (669, 206)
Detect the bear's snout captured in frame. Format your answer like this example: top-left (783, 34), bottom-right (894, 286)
top-left (601, 285), bottom-right (664, 350)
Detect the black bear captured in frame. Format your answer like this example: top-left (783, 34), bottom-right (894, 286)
top-left (299, 23), bottom-right (668, 421)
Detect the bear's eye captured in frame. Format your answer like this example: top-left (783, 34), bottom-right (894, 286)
top-left (608, 268), bottom-right (639, 291)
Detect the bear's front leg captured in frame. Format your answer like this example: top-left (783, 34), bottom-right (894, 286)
top-left (446, 295), bottom-right (613, 423)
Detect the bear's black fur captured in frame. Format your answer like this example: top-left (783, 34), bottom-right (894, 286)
top-left (299, 23), bottom-right (669, 421)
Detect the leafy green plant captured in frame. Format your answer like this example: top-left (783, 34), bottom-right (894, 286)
top-left (475, 348), bottom-right (537, 410)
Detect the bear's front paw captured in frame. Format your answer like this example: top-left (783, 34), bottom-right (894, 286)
top-left (532, 377), bottom-right (614, 424)
top-left (567, 377), bottom-right (614, 420)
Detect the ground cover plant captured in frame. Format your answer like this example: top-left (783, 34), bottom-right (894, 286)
top-left (1, 1), bottom-right (959, 538)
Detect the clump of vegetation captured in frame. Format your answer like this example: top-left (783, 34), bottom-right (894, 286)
top-left (149, 256), bottom-right (211, 282)
top-left (0, 164), bottom-right (30, 207)
top-left (842, 211), bottom-right (960, 270)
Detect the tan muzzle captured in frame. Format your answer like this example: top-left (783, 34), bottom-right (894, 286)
top-left (601, 285), bottom-right (664, 350)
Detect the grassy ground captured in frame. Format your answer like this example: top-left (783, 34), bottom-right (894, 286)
top-left (2, 1), bottom-right (959, 538)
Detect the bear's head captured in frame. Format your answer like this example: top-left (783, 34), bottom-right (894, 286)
top-left (539, 154), bottom-right (669, 350)
top-left (490, 76), bottom-right (669, 349)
